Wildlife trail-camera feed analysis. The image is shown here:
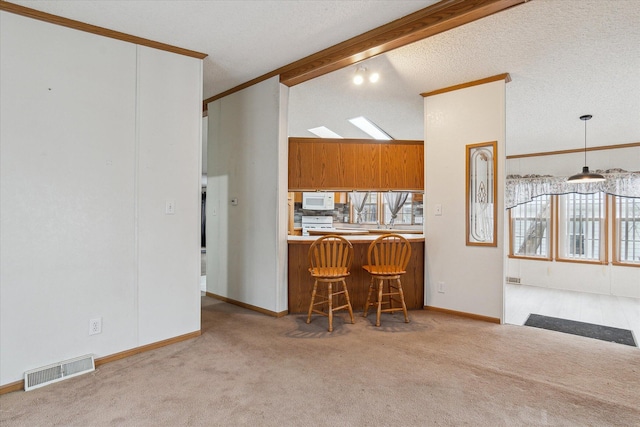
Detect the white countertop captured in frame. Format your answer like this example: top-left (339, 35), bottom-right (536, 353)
top-left (288, 234), bottom-right (425, 243)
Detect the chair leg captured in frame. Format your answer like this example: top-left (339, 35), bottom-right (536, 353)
top-left (306, 280), bottom-right (318, 324)
top-left (375, 278), bottom-right (384, 327)
top-left (363, 276), bottom-right (374, 318)
top-left (327, 282), bottom-right (333, 332)
top-left (342, 280), bottom-right (355, 324)
top-left (397, 278), bottom-right (409, 323)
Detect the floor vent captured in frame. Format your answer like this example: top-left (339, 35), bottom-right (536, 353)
top-left (24, 354), bottom-right (95, 391)
top-left (506, 276), bottom-right (521, 284)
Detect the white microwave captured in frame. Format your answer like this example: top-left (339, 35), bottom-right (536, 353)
top-left (302, 192), bottom-right (335, 210)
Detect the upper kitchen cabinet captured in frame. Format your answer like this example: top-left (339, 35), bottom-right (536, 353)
top-left (352, 141), bottom-right (381, 189)
top-left (312, 141), bottom-right (355, 189)
top-left (380, 142), bottom-right (424, 189)
top-left (288, 138), bottom-right (423, 191)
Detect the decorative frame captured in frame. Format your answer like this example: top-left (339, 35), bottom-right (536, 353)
top-left (466, 141), bottom-right (497, 246)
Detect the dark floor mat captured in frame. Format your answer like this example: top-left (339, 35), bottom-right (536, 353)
top-left (524, 313), bottom-right (637, 347)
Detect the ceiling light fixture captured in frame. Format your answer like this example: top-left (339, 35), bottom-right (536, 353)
top-left (567, 114), bottom-right (605, 183)
top-left (308, 126), bottom-right (343, 139)
top-left (349, 116), bottom-right (392, 140)
top-left (353, 67), bottom-right (365, 85)
top-left (352, 67), bottom-right (379, 85)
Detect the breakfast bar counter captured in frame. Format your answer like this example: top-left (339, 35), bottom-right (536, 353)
top-left (287, 234), bottom-right (425, 314)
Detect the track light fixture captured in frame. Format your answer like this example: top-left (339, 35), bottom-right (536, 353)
top-left (352, 67), bottom-right (379, 85)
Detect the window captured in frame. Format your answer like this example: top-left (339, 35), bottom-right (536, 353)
top-left (506, 174), bottom-right (640, 268)
top-left (350, 192), bottom-right (423, 226)
top-left (614, 196), bottom-right (640, 265)
top-left (509, 195), bottom-right (552, 259)
top-left (383, 193), bottom-right (413, 225)
top-left (557, 193), bottom-right (605, 262)
top-left (360, 192), bottom-right (379, 223)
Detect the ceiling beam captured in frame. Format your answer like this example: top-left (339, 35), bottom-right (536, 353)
top-left (203, 0), bottom-right (526, 109)
top-left (280, 0), bottom-right (525, 87)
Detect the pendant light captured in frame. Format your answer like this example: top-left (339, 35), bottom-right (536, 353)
top-left (567, 114), bottom-right (605, 183)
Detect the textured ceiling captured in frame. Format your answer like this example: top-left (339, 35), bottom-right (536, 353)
top-left (7, 0), bottom-right (640, 157)
top-left (289, 0), bottom-right (640, 155)
top-left (8, 0), bottom-right (439, 99)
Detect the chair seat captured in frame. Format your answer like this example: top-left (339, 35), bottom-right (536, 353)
top-left (362, 265), bottom-right (406, 276)
top-left (309, 267), bottom-right (350, 278)
top-left (306, 235), bottom-right (355, 332)
top-left (362, 234), bottom-right (412, 327)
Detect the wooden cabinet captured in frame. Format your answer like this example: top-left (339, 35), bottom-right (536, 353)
top-left (311, 142), bottom-right (352, 188)
top-left (288, 141), bottom-right (314, 189)
top-left (289, 137), bottom-right (423, 191)
top-left (287, 193), bottom-right (294, 235)
top-left (380, 143), bottom-right (424, 189)
top-left (353, 142), bottom-right (381, 189)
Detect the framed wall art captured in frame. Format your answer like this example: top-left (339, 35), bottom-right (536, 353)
top-left (466, 141), bottom-right (497, 246)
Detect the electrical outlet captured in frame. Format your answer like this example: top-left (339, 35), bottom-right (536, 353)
top-left (89, 318), bottom-right (102, 335)
top-left (437, 281), bottom-right (445, 293)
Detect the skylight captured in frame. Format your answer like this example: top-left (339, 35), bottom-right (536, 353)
top-left (348, 116), bottom-right (392, 140)
top-left (307, 126), bottom-right (343, 139)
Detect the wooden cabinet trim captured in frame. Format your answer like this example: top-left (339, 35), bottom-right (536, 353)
top-left (0, 1), bottom-right (208, 59)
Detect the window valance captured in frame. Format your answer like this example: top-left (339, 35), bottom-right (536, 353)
top-left (506, 169), bottom-right (640, 209)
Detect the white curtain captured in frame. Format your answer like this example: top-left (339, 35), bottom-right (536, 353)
top-left (384, 191), bottom-right (409, 227)
top-left (349, 191), bottom-right (369, 223)
top-left (506, 169), bottom-right (640, 209)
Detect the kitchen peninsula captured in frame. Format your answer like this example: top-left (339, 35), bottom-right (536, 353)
top-left (287, 136), bottom-right (425, 314)
top-left (287, 233), bottom-right (424, 314)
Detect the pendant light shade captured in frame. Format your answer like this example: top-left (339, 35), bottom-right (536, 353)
top-left (567, 114), bottom-right (605, 183)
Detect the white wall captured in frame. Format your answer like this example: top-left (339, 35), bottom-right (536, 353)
top-left (424, 80), bottom-right (506, 320)
top-left (0, 12), bottom-right (202, 385)
top-left (135, 46), bottom-right (202, 345)
top-left (506, 146), bottom-right (640, 299)
top-left (206, 77), bottom-right (289, 314)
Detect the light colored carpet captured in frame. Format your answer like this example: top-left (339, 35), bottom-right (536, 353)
top-left (1, 296), bottom-right (639, 426)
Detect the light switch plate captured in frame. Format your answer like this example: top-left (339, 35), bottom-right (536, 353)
top-left (435, 204), bottom-right (442, 216)
top-left (165, 200), bottom-right (175, 215)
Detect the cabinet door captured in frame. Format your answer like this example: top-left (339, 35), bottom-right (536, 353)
top-left (353, 143), bottom-right (380, 189)
top-left (311, 142), bottom-right (340, 188)
top-left (288, 140), bottom-right (314, 189)
top-left (405, 143), bottom-right (424, 190)
top-left (380, 143), bottom-right (424, 190)
top-left (380, 144), bottom-right (402, 189)
top-left (310, 142), bottom-right (357, 189)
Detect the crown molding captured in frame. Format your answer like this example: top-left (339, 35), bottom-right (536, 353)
top-left (0, 1), bottom-right (208, 59)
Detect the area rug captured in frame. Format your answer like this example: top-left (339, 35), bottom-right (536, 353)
top-left (524, 313), bottom-right (637, 347)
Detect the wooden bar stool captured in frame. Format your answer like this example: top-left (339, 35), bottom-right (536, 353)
top-left (362, 233), bottom-right (411, 327)
top-left (306, 235), bottom-right (355, 332)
